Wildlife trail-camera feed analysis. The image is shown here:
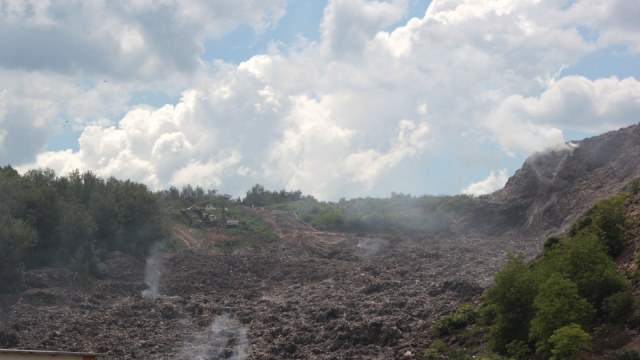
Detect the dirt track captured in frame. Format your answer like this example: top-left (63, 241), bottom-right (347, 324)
top-left (172, 223), bottom-right (200, 249)
top-left (253, 208), bottom-right (346, 255)
top-left (0, 209), bottom-right (532, 359)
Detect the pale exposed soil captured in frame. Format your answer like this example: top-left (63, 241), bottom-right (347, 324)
top-left (172, 223), bottom-right (201, 249)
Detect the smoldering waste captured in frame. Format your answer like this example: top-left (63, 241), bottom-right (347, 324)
top-left (1, 211), bottom-right (532, 359)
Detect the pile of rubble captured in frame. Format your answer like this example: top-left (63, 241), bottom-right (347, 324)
top-left (0, 209), bottom-right (537, 359)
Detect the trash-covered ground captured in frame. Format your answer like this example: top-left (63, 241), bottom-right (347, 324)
top-left (0, 209), bottom-right (538, 359)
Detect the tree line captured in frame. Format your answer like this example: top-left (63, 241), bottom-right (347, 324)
top-left (0, 166), bottom-right (169, 292)
top-left (275, 192), bottom-right (474, 235)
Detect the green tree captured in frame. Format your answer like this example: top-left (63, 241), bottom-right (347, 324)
top-left (433, 303), bottom-right (478, 336)
top-left (0, 167), bottom-right (170, 291)
top-left (56, 201), bottom-right (97, 272)
top-left (113, 180), bottom-right (168, 257)
top-left (21, 184), bottom-right (60, 268)
top-left (529, 274), bottom-right (594, 356)
top-left (537, 232), bottom-right (629, 312)
top-left (612, 349), bottom-right (640, 360)
top-left (548, 324), bottom-right (591, 360)
top-left (484, 255), bottom-right (539, 354)
top-left (0, 216), bottom-right (37, 292)
top-left (591, 194), bottom-right (630, 257)
top-left (569, 194), bottom-right (630, 257)
top-left (602, 291), bottom-right (635, 325)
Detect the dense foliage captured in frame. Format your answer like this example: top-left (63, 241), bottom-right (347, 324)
top-left (241, 184), bottom-right (303, 207)
top-left (0, 166), bottom-right (169, 292)
top-left (430, 189), bottom-right (636, 359)
top-left (155, 184), bottom-right (224, 210)
top-left (275, 192), bottom-right (474, 235)
top-left (482, 192), bottom-right (634, 358)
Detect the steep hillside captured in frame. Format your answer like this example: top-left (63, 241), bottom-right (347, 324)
top-left (427, 188), bottom-right (640, 359)
top-left (470, 123), bottom-right (640, 238)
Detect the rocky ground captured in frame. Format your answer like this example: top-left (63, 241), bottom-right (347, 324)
top-left (0, 209), bottom-right (540, 359)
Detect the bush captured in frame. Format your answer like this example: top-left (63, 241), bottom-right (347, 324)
top-left (481, 191), bottom-right (635, 358)
top-left (484, 255), bottom-right (539, 354)
top-left (505, 340), bottom-right (531, 359)
top-left (529, 275), bottom-right (594, 356)
top-left (612, 348), bottom-right (640, 360)
top-left (603, 291), bottom-right (635, 325)
top-left (548, 324), bottom-right (591, 360)
top-left (424, 339), bottom-right (446, 360)
top-left (543, 236), bottom-right (561, 251)
top-left (630, 179), bottom-right (640, 195)
top-left (433, 303), bottom-right (478, 336)
top-left (0, 217), bottom-right (37, 292)
top-left (424, 339), bottom-right (474, 360)
top-left (474, 354), bottom-right (507, 360)
top-left (537, 231), bottom-right (629, 312)
top-left (591, 194), bottom-right (631, 257)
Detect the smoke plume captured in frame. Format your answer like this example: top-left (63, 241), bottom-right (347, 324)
top-left (141, 242), bottom-right (165, 300)
top-left (356, 238), bottom-right (384, 259)
top-left (179, 314), bottom-right (249, 359)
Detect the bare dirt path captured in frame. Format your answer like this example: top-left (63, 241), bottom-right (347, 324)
top-left (251, 208), bottom-right (346, 254)
top-left (172, 223), bottom-right (200, 249)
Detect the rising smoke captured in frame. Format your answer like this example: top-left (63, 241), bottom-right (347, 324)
top-left (141, 242), bottom-right (165, 300)
top-left (356, 237), bottom-right (384, 259)
top-left (523, 143), bottom-right (579, 227)
top-left (179, 314), bottom-right (250, 360)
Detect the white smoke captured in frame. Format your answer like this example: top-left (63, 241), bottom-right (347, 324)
top-left (179, 314), bottom-right (250, 360)
top-left (141, 243), bottom-right (165, 300)
top-left (356, 238), bottom-right (384, 259)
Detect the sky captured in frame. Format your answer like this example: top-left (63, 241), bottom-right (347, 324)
top-left (1, 0), bottom-right (639, 200)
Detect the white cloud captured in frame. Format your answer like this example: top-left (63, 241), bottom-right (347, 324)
top-left (462, 169), bottom-right (509, 196)
top-left (264, 94), bottom-right (356, 198)
top-left (0, 72), bottom-right (74, 163)
top-left (346, 120), bottom-right (429, 188)
top-left (565, 0), bottom-right (640, 51)
top-left (0, 0), bottom-right (288, 78)
top-left (21, 89), bottom-right (241, 190)
top-left (321, 0), bottom-right (408, 58)
top-left (24, 150), bottom-right (81, 176)
top-left (488, 76), bottom-right (640, 154)
top-left (8, 0), bottom-right (640, 199)
top-left (169, 152), bottom-right (243, 189)
top-left (374, 16), bottom-right (424, 57)
top-left (426, 0), bottom-right (519, 25)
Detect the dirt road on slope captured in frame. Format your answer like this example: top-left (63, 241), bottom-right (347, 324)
top-left (172, 223), bottom-right (200, 249)
top-left (251, 208), bottom-right (346, 255)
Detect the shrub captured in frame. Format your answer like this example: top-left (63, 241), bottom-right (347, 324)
top-left (591, 194), bottom-right (631, 257)
top-left (548, 324), bottom-right (591, 360)
top-left (529, 275), bottom-right (594, 356)
top-left (505, 340), bottom-right (531, 359)
top-left (630, 179), bottom-right (640, 195)
top-left (424, 339), bottom-right (446, 360)
top-left (433, 303), bottom-right (478, 336)
top-left (602, 291), bottom-right (635, 325)
top-left (612, 348), bottom-right (640, 360)
top-left (484, 255), bottom-right (539, 354)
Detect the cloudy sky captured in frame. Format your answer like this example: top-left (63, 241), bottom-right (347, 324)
top-left (1, 0), bottom-right (639, 200)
